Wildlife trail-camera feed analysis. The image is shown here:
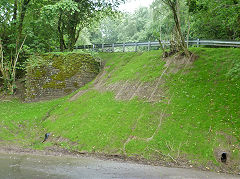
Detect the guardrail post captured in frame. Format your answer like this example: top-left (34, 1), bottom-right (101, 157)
top-left (148, 41), bottom-right (151, 51)
top-left (197, 39), bottom-right (200, 47)
top-left (112, 43), bottom-right (115, 52)
top-left (77, 39), bottom-right (240, 52)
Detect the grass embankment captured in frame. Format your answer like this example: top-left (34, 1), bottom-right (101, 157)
top-left (0, 48), bottom-right (239, 173)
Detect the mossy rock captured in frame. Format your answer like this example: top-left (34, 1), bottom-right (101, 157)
top-left (25, 53), bottom-right (100, 101)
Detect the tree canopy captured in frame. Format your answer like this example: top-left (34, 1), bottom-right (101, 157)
top-left (0, 0), bottom-right (125, 53)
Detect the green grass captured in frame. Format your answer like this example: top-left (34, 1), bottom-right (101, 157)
top-left (0, 98), bottom-right (64, 146)
top-left (153, 48), bottom-right (240, 166)
top-left (0, 48), bottom-right (239, 172)
top-left (98, 51), bottom-right (166, 82)
top-left (43, 91), bottom-right (165, 152)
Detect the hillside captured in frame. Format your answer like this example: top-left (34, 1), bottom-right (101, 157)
top-left (0, 48), bottom-right (240, 174)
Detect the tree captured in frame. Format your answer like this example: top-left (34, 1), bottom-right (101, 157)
top-left (89, 7), bottom-right (155, 44)
top-left (188, 0), bottom-right (240, 40)
top-left (23, 0), bottom-right (59, 52)
top-left (42, 0), bottom-right (125, 51)
top-left (160, 0), bottom-right (190, 57)
top-left (0, 37), bottom-right (26, 94)
top-left (0, 0), bottom-right (31, 50)
top-left (16, 0), bottom-right (31, 48)
top-left (0, 0), bottom-right (31, 93)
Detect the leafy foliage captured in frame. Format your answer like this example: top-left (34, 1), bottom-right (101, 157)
top-left (89, 0), bottom-right (239, 45)
top-left (41, 0), bottom-right (125, 51)
top-left (188, 0), bottom-right (240, 40)
top-left (90, 7), bottom-right (156, 44)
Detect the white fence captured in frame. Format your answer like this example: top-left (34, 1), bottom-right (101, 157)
top-left (74, 39), bottom-right (240, 52)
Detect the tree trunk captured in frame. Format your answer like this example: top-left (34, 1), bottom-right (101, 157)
top-left (67, 13), bottom-right (80, 51)
top-left (158, 26), bottom-right (167, 57)
top-left (67, 29), bottom-right (76, 51)
top-left (187, 13), bottom-right (190, 49)
top-left (58, 12), bottom-right (66, 52)
top-left (67, 28), bottom-right (81, 51)
top-left (0, 40), bottom-right (14, 94)
top-left (16, 0), bottom-right (31, 49)
top-left (13, 0), bottom-right (18, 26)
top-left (161, 0), bottom-right (190, 57)
top-left (0, 36), bottom-right (27, 94)
top-left (171, 2), bottom-right (190, 57)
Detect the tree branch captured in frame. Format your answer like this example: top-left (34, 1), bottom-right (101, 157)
top-left (0, 40), bottom-right (4, 73)
top-left (12, 36), bottom-right (27, 82)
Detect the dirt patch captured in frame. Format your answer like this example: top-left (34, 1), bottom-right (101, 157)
top-left (69, 90), bottom-right (89, 102)
top-left (69, 53), bottom-right (198, 102)
top-left (0, 144), bottom-right (75, 157)
top-left (164, 53), bottom-right (198, 74)
top-left (0, 143), bottom-right (193, 170)
top-left (212, 131), bottom-right (240, 174)
top-left (70, 79), bottom-right (167, 102)
top-left (70, 68), bottom-right (167, 103)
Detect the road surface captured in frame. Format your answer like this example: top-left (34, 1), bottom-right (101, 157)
top-left (0, 152), bottom-right (238, 179)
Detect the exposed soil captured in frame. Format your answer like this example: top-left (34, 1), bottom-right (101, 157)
top-left (0, 53), bottom-right (198, 103)
top-left (0, 143), bottom-right (182, 167)
top-left (70, 53), bottom-right (198, 102)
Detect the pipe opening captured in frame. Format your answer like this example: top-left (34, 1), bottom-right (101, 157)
top-left (221, 152), bottom-right (227, 163)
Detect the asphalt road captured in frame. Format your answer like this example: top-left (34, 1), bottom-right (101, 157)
top-left (0, 152), bottom-right (238, 179)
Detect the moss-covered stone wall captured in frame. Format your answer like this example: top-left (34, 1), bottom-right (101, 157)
top-left (25, 53), bottom-right (100, 101)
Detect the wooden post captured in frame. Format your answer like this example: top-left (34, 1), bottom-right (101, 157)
top-left (84, 45), bottom-right (86, 50)
top-left (102, 43), bottom-right (104, 52)
top-left (123, 43), bottom-right (125, 52)
top-left (135, 42), bottom-right (137, 52)
top-left (197, 39), bottom-right (200, 47)
top-left (148, 41), bottom-right (151, 51)
top-left (112, 43), bottom-right (114, 52)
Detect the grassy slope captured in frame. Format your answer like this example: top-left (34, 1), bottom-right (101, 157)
top-left (0, 98), bottom-right (65, 147)
top-left (0, 48), bottom-right (239, 172)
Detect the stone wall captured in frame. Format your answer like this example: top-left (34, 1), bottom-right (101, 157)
top-left (25, 53), bottom-right (100, 101)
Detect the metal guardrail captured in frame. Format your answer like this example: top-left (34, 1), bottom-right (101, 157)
top-left (74, 39), bottom-right (240, 52)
